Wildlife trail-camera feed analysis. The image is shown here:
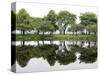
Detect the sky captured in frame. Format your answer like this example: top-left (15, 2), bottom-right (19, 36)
top-left (15, 2), bottom-right (97, 23)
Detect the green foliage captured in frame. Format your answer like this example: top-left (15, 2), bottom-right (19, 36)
top-left (57, 11), bottom-right (76, 34)
top-left (46, 10), bottom-right (57, 25)
top-left (16, 8), bottom-right (32, 30)
top-left (86, 25), bottom-right (97, 34)
top-left (44, 10), bottom-right (59, 32)
top-left (31, 17), bottom-right (42, 29)
top-left (57, 11), bottom-right (76, 24)
top-left (16, 41), bottom-right (97, 67)
top-left (15, 9), bottom-right (97, 68)
top-left (79, 12), bottom-right (97, 35)
top-left (56, 50), bottom-right (76, 65)
top-left (16, 44), bottom-right (59, 67)
top-left (70, 44), bottom-right (97, 63)
top-left (79, 47), bottom-right (97, 63)
top-left (80, 12), bottom-right (97, 26)
top-left (69, 24), bottom-right (85, 35)
top-left (15, 9), bottom-right (97, 35)
top-left (37, 20), bottom-right (55, 32)
top-left (68, 24), bottom-right (78, 34)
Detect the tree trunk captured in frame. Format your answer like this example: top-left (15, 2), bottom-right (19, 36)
top-left (64, 41), bottom-right (66, 49)
top-left (81, 42), bottom-right (83, 47)
top-left (21, 30), bottom-right (25, 47)
top-left (22, 30), bottom-right (25, 35)
top-left (37, 30), bottom-right (39, 35)
top-left (42, 41), bottom-right (44, 45)
top-left (37, 41), bottom-right (40, 46)
top-left (64, 29), bottom-right (66, 35)
top-left (21, 41), bottom-right (25, 47)
top-left (88, 42), bottom-right (90, 48)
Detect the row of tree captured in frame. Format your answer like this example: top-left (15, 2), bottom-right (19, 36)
top-left (11, 8), bottom-right (97, 35)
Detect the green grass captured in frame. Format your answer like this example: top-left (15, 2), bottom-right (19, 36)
top-left (16, 34), bottom-right (97, 42)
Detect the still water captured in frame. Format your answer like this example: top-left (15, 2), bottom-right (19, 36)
top-left (15, 41), bottom-right (97, 73)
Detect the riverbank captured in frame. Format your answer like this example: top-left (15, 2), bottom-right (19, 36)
top-left (16, 34), bottom-right (97, 42)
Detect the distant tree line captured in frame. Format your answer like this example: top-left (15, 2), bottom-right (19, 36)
top-left (11, 8), bottom-right (97, 35)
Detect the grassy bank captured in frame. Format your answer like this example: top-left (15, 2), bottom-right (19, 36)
top-left (16, 34), bottom-right (97, 42)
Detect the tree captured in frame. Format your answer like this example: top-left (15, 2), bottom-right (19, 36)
top-left (16, 8), bottom-right (32, 35)
top-left (16, 44), bottom-right (59, 67)
top-left (31, 17), bottom-right (43, 34)
top-left (46, 10), bottom-right (57, 25)
top-left (38, 20), bottom-right (55, 35)
top-left (68, 24), bottom-right (80, 35)
top-left (86, 25), bottom-right (97, 34)
top-left (79, 47), bottom-right (97, 63)
top-left (31, 17), bottom-right (56, 35)
top-left (91, 25), bottom-right (97, 34)
top-left (16, 8), bottom-right (31, 46)
top-left (44, 10), bottom-right (58, 34)
top-left (79, 12), bottom-right (97, 34)
top-left (57, 11), bottom-right (76, 35)
top-left (77, 24), bottom-right (85, 35)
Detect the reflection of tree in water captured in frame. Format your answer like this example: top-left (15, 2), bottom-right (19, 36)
top-left (16, 41), bottom-right (97, 67)
top-left (16, 41), bottom-right (77, 67)
top-left (56, 41), bottom-right (76, 65)
top-left (79, 47), bottom-right (97, 63)
top-left (70, 41), bottom-right (97, 63)
top-left (56, 50), bottom-right (76, 65)
top-left (16, 44), bottom-right (58, 67)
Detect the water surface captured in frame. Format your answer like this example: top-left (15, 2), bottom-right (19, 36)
top-left (15, 41), bottom-right (97, 72)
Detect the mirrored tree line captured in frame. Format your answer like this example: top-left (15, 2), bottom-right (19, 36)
top-left (16, 41), bottom-right (97, 67)
top-left (11, 8), bottom-right (97, 35)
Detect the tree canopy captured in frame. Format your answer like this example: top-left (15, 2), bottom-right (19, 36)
top-left (16, 8), bottom-right (32, 30)
top-left (80, 12), bottom-right (97, 26)
top-left (15, 8), bottom-right (97, 35)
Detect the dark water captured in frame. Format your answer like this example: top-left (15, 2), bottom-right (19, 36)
top-left (15, 41), bottom-right (97, 72)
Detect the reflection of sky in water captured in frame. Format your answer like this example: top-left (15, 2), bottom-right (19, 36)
top-left (16, 58), bottom-right (97, 73)
top-left (15, 41), bottom-right (97, 73)
top-left (15, 41), bottom-right (96, 47)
